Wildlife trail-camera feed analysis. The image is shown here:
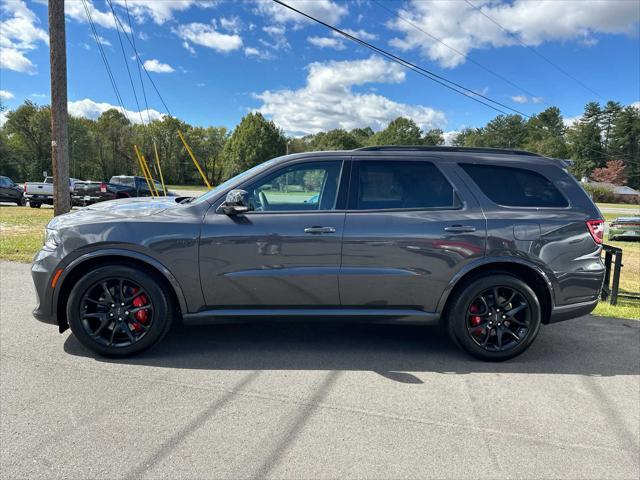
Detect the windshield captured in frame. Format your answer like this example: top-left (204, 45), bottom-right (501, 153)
top-left (191, 156), bottom-right (284, 205)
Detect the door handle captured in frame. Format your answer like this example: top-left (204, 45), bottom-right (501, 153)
top-left (444, 225), bottom-right (476, 233)
top-left (304, 226), bottom-right (336, 234)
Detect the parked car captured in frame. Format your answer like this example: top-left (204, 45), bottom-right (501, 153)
top-left (0, 176), bottom-right (26, 206)
top-left (609, 216), bottom-right (640, 241)
top-left (24, 176), bottom-right (79, 208)
top-left (32, 146), bottom-right (605, 360)
top-left (109, 176), bottom-right (172, 198)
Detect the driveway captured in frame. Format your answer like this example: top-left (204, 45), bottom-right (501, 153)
top-left (1, 261), bottom-right (638, 479)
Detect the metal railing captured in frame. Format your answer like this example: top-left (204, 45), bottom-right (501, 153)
top-left (601, 244), bottom-right (624, 305)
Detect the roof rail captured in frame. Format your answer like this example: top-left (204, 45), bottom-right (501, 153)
top-left (353, 146), bottom-right (539, 156)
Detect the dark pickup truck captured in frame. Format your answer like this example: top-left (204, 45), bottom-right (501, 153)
top-left (72, 176), bottom-right (173, 206)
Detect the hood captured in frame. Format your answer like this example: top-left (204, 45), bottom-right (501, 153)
top-left (48, 196), bottom-right (181, 229)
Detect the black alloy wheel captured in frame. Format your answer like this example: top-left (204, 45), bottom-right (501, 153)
top-left (67, 265), bottom-right (172, 357)
top-left (466, 286), bottom-right (530, 352)
top-left (79, 277), bottom-right (154, 348)
top-left (447, 273), bottom-right (541, 361)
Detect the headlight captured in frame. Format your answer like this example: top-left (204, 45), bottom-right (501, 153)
top-left (43, 228), bottom-right (61, 251)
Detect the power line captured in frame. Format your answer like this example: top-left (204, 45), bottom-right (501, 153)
top-left (107, 0), bottom-right (144, 124)
top-left (271, 0), bottom-right (531, 118)
top-left (105, 0), bottom-right (172, 116)
top-left (81, 0), bottom-right (129, 121)
top-left (463, 0), bottom-right (604, 100)
top-left (124, 0), bottom-right (151, 124)
top-left (372, 0), bottom-right (544, 104)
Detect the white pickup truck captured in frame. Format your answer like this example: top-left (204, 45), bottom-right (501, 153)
top-left (24, 176), bottom-right (79, 208)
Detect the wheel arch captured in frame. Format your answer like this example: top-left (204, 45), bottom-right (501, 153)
top-left (55, 249), bottom-right (187, 332)
top-left (438, 258), bottom-right (555, 325)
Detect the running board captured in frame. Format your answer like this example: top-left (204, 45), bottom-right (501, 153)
top-left (182, 308), bottom-right (440, 326)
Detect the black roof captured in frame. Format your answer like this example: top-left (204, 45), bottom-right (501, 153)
top-left (354, 146), bottom-right (539, 156)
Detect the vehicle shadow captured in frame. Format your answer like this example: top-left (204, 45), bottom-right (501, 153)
top-left (64, 316), bottom-right (640, 378)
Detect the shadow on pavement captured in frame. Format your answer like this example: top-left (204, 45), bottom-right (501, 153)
top-left (64, 316), bottom-right (640, 378)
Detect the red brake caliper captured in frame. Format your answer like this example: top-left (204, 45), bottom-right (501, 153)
top-left (130, 287), bottom-right (149, 332)
top-left (470, 304), bottom-right (482, 327)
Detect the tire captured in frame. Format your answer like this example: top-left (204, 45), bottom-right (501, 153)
top-left (17, 195), bottom-right (26, 206)
top-left (29, 202), bottom-right (41, 208)
top-left (446, 273), bottom-right (542, 361)
top-left (67, 265), bottom-right (173, 357)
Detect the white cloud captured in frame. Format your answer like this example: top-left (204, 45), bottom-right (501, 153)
top-left (0, 0), bottom-right (49, 74)
top-left (511, 95), bottom-right (528, 104)
top-left (388, 0), bottom-right (640, 68)
top-left (244, 46), bottom-right (274, 60)
top-left (255, 0), bottom-right (348, 26)
top-left (113, 0), bottom-right (217, 25)
top-left (143, 59), bottom-right (175, 73)
top-left (532, 96), bottom-right (544, 104)
top-left (94, 35), bottom-right (112, 47)
top-left (563, 114), bottom-right (581, 128)
top-left (64, 0), bottom-right (125, 32)
top-left (68, 98), bottom-right (164, 124)
top-left (631, 101), bottom-right (640, 111)
top-left (255, 56), bottom-right (446, 136)
top-left (261, 25), bottom-right (290, 51)
top-left (0, 109), bottom-right (9, 127)
top-left (219, 16), bottom-right (242, 33)
top-left (307, 36), bottom-right (345, 50)
top-left (443, 130), bottom-right (460, 146)
top-left (340, 28), bottom-right (377, 41)
top-left (175, 22), bottom-right (242, 53)
top-left (0, 90), bottom-right (14, 100)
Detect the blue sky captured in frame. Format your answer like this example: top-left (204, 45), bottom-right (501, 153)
top-left (1, 0), bottom-right (639, 138)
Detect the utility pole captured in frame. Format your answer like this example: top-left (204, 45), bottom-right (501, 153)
top-left (49, 0), bottom-right (70, 215)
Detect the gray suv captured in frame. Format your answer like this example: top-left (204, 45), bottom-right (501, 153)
top-left (32, 147), bottom-right (606, 360)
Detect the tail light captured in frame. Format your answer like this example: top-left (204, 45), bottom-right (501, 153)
top-left (100, 182), bottom-right (107, 193)
top-left (586, 220), bottom-right (604, 244)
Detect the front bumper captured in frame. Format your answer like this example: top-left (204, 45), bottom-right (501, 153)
top-left (31, 248), bottom-right (64, 327)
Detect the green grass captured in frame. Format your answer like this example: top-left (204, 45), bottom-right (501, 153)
top-left (0, 206), bottom-right (53, 262)
top-left (596, 202), bottom-right (640, 211)
top-left (166, 184), bottom-right (210, 192)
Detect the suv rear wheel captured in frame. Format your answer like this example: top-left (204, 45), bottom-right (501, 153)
top-left (447, 274), bottom-right (541, 361)
top-left (67, 265), bottom-right (173, 357)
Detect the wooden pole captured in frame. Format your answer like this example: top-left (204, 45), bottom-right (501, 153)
top-left (49, 0), bottom-right (70, 215)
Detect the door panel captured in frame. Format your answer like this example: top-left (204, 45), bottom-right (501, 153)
top-left (339, 159), bottom-right (486, 312)
top-left (199, 159), bottom-right (347, 308)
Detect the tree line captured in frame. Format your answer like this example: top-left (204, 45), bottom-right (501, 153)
top-left (1, 100), bottom-right (638, 189)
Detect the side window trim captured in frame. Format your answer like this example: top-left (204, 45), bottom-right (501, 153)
top-left (347, 158), bottom-right (463, 212)
top-left (237, 159), bottom-right (347, 214)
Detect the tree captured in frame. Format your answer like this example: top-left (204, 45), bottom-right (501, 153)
top-left (220, 112), bottom-right (286, 180)
top-left (567, 102), bottom-right (604, 178)
top-left (350, 127), bottom-right (374, 146)
top-left (601, 101), bottom-right (622, 158)
top-left (591, 160), bottom-right (627, 185)
top-left (423, 128), bottom-right (444, 145)
top-left (482, 114), bottom-right (527, 148)
top-left (311, 129), bottom-right (361, 150)
top-left (93, 109), bottom-right (132, 180)
top-left (525, 107), bottom-right (568, 158)
top-left (3, 101), bottom-right (51, 180)
top-left (371, 117), bottom-right (423, 145)
top-left (451, 127), bottom-right (486, 147)
top-left (608, 105), bottom-right (640, 189)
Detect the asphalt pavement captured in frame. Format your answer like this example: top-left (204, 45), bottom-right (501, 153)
top-left (1, 260), bottom-right (639, 479)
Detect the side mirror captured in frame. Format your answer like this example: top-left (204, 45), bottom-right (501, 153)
top-left (217, 189), bottom-right (250, 215)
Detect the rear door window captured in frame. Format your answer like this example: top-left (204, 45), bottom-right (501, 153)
top-left (460, 163), bottom-right (568, 208)
top-left (350, 160), bottom-right (458, 210)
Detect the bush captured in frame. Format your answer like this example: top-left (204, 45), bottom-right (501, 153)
top-left (581, 183), bottom-right (616, 203)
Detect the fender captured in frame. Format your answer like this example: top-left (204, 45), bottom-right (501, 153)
top-left (55, 247), bottom-right (189, 316)
top-left (435, 255), bottom-right (557, 314)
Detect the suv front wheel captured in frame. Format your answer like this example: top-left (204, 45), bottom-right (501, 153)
top-left (67, 265), bottom-right (173, 357)
top-left (447, 274), bottom-right (542, 361)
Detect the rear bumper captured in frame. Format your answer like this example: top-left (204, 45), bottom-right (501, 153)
top-left (548, 299), bottom-right (599, 324)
